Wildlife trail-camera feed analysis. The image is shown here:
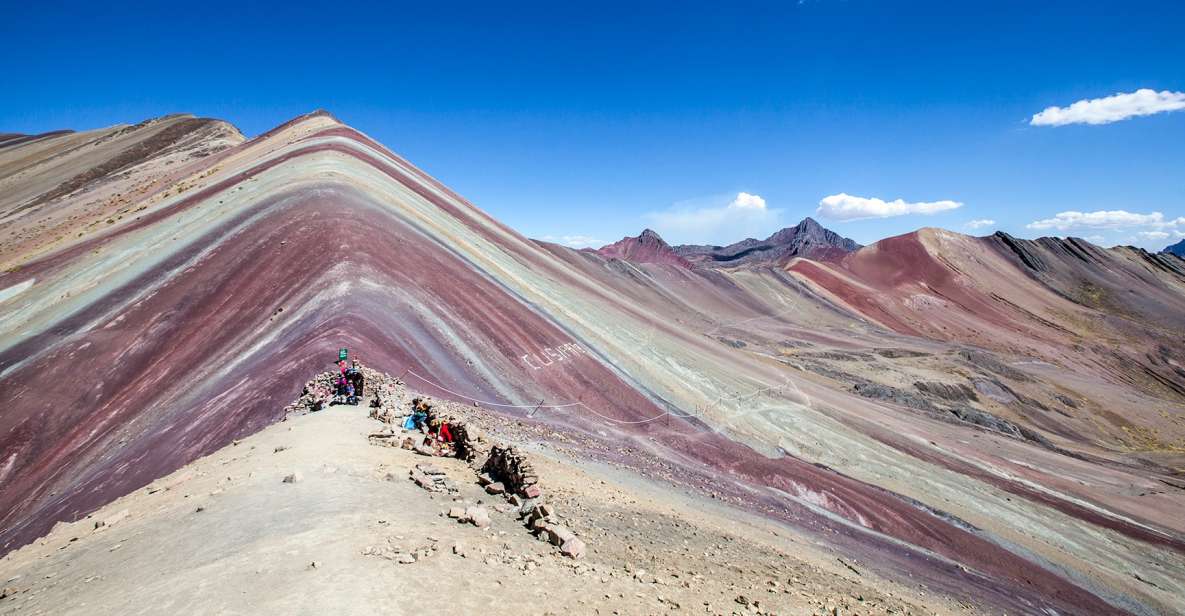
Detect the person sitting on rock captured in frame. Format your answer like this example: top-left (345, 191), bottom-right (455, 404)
top-left (430, 417), bottom-right (454, 443)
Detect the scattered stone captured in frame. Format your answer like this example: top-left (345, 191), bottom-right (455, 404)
top-left (282, 471), bottom-right (303, 484)
top-left (273, 445), bottom-right (289, 453)
top-left (410, 466), bottom-right (457, 494)
top-left (102, 509), bottom-right (130, 528)
top-left (448, 507), bottom-right (467, 519)
top-left (485, 482), bottom-right (506, 495)
top-left (416, 463), bottom-right (446, 476)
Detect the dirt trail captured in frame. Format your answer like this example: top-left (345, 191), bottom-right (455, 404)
top-left (0, 399), bottom-right (981, 616)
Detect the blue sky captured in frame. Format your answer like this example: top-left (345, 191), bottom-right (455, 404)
top-left (3, 0), bottom-right (1183, 249)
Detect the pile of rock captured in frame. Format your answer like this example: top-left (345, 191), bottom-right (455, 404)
top-left (361, 537), bottom-right (440, 565)
top-left (407, 463), bottom-right (458, 494)
top-left (283, 370), bottom-right (339, 415)
top-left (479, 445), bottom-right (541, 499)
top-left (524, 503), bottom-right (586, 559)
top-left (285, 363), bottom-right (408, 417)
top-left (475, 446), bottom-right (587, 559)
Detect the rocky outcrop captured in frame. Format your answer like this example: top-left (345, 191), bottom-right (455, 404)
top-left (914, 381), bottom-right (978, 402)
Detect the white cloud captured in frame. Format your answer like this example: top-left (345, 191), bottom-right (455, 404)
top-left (1025, 210), bottom-right (1185, 232)
top-left (1138, 231), bottom-right (1171, 240)
top-left (644, 192), bottom-right (779, 244)
top-left (1084, 235), bottom-right (1107, 244)
top-left (541, 234), bottom-right (604, 248)
top-left (965, 219), bottom-right (996, 230)
top-left (730, 192), bottom-right (766, 210)
top-left (816, 193), bottom-right (963, 222)
top-left (1030, 89), bottom-right (1185, 126)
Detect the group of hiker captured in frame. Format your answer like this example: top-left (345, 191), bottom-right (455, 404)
top-left (312, 349), bottom-right (456, 455)
top-left (404, 396), bottom-right (456, 456)
top-left (322, 348), bottom-right (364, 406)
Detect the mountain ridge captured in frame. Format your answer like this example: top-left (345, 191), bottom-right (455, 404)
top-left (2, 112), bottom-right (1184, 614)
top-left (593, 228), bottom-right (692, 267)
top-left (672, 216), bottom-right (861, 266)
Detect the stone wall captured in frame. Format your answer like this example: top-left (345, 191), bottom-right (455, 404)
top-left (480, 445), bottom-right (541, 499)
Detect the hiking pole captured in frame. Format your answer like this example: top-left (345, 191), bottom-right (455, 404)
top-left (528, 399), bottom-right (544, 418)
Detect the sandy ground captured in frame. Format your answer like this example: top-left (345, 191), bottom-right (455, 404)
top-left (0, 402), bottom-right (980, 616)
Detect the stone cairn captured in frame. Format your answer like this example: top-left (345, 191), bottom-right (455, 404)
top-left (285, 363), bottom-right (404, 417)
top-left (478, 445), bottom-right (541, 499)
top-left (478, 445), bottom-right (585, 559)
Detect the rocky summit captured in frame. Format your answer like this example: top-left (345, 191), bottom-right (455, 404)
top-left (673, 217), bottom-right (861, 266)
top-left (1, 111), bottom-right (1184, 616)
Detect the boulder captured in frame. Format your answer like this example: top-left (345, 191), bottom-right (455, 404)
top-left (466, 506), bottom-right (490, 528)
top-left (484, 482), bottom-right (506, 495)
top-left (545, 524), bottom-right (576, 546)
top-left (560, 538), bottom-right (586, 559)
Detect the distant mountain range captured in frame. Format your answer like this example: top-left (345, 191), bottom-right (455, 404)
top-left (1166, 239), bottom-right (1185, 257)
top-left (595, 217), bottom-right (860, 267)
